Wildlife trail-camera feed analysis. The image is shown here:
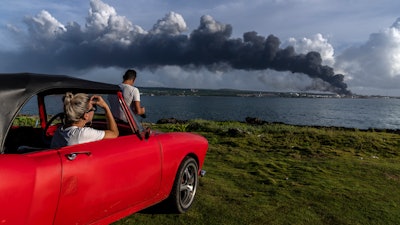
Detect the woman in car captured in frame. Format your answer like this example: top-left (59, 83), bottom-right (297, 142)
top-left (50, 92), bottom-right (119, 148)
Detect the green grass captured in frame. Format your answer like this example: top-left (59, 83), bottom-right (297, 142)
top-left (114, 120), bottom-right (400, 224)
top-left (12, 115), bottom-right (40, 127)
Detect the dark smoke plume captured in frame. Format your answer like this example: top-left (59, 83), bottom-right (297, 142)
top-left (128, 18), bottom-right (351, 95)
top-left (3, 1), bottom-right (351, 95)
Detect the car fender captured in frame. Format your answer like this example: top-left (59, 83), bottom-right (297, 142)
top-left (154, 132), bottom-right (208, 198)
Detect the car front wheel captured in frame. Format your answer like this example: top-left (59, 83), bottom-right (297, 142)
top-left (168, 156), bottom-right (199, 213)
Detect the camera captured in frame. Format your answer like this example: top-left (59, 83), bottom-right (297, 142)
top-left (92, 97), bottom-right (99, 103)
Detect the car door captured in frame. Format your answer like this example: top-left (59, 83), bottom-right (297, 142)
top-left (0, 151), bottom-right (62, 225)
top-left (53, 134), bottom-right (162, 225)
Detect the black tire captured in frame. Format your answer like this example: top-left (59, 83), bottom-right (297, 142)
top-left (167, 156), bottom-right (199, 213)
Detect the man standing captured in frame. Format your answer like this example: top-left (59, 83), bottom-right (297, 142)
top-left (113, 69), bottom-right (145, 122)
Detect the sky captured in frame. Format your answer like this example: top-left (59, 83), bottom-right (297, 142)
top-left (1, 0), bottom-right (400, 96)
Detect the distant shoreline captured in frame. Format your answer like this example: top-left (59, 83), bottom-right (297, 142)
top-left (139, 86), bottom-right (400, 99)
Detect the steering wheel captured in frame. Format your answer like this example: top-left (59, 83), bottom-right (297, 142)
top-left (43, 112), bottom-right (65, 146)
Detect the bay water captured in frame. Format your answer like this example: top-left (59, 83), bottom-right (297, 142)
top-left (21, 95), bottom-right (400, 130)
top-left (141, 96), bottom-right (400, 130)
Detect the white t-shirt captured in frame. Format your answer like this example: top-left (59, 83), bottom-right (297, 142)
top-left (50, 126), bottom-right (105, 148)
top-left (111, 83), bottom-right (141, 122)
top-left (119, 83), bottom-right (140, 104)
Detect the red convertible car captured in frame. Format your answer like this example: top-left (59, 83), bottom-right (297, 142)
top-left (0, 73), bottom-right (208, 225)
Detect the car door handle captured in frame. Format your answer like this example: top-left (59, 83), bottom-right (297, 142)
top-left (66, 151), bottom-right (92, 161)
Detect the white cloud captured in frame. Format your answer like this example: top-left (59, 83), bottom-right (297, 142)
top-left (85, 0), bottom-right (146, 46)
top-left (150, 12), bottom-right (187, 35)
top-left (24, 10), bottom-right (66, 41)
top-left (335, 17), bottom-right (400, 92)
top-left (284, 33), bottom-right (335, 67)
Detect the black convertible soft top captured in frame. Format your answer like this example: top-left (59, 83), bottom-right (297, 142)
top-left (0, 73), bottom-right (120, 151)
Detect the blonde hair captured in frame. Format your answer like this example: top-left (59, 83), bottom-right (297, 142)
top-left (63, 92), bottom-right (89, 123)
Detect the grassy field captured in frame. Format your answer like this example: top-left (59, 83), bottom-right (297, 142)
top-left (113, 120), bottom-right (400, 225)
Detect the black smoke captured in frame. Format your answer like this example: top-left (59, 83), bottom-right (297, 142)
top-left (128, 21), bottom-right (351, 95)
top-left (2, 1), bottom-right (351, 95)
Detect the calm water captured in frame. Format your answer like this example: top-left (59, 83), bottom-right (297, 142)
top-left (140, 96), bottom-right (400, 130)
top-left (21, 95), bottom-right (400, 130)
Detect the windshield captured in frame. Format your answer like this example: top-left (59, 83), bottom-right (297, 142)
top-left (43, 93), bottom-right (139, 136)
